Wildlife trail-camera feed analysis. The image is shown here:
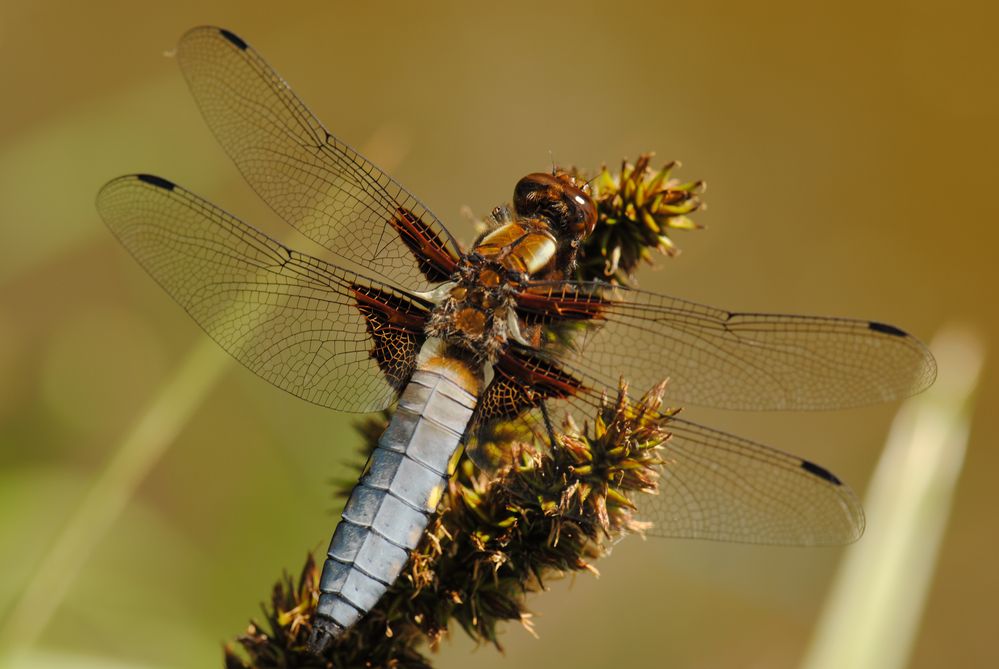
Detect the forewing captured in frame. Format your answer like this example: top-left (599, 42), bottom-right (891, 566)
top-left (174, 26), bottom-right (460, 290)
top-left (97, 174), bottom-right (429, 412)
top-left (523, 281), bottom-right (936, 411)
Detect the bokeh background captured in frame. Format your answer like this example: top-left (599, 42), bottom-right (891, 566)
top-left (1, 1), bottom-right (996, 667)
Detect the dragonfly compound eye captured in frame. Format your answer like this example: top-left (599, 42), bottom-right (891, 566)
top-left (513, 172), bottom-right (597, 240)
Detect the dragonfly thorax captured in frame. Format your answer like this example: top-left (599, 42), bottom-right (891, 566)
top-left (426, 212), bottom-right (571, 361)
top-left (426, 253), bottom-right (522, 362)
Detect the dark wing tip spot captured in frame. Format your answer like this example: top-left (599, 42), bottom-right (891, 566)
top-left (136, 174), bottom-right (175, 191)
top-left (869, 321), bottom-right (907, 338)
top-left (801, 459), bottom-right (842, 485)
top-left (218, 28), bottom-right (248, 50)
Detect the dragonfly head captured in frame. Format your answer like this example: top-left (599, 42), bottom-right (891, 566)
top-left (513, 172), bottom-right (597, 242)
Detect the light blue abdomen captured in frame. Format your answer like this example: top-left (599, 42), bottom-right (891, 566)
top-left (310, 366), bottom-right (477, 646)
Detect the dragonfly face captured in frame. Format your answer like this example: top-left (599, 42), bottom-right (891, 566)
top-left (96, 25), bottom-right (937, 653)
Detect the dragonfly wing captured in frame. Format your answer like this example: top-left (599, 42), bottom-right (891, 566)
top-left (520, 281), bottom-right (936, 411)
top-left (175, 26), bottom-right (461, 290)
top-left (466, 382), bottom-right (862, 545)
top-left (97, 174), bottom-right (431, 413)
top-left (644, 417), bottom-right (864, 545)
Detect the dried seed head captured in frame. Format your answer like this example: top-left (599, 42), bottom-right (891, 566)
top-left (227, 382), bottom-right (672, 668)
top-left (574, 153), bottom-right (704, 284)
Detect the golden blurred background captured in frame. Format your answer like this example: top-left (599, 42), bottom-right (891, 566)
top-left (1, 1), bottom-right (996, 667)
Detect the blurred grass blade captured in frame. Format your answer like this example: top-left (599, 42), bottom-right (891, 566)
top-left (0, 340), bottom-right (228, 657)
top-left (801, 325), bottom-right (985, 669)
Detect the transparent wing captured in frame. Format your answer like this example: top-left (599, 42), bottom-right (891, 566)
top-left (646, 417), bottom-right (864, 545)
top-left (471, 389), bottom-right (863, 545)
top-left (528, 389), bottom-right (864, 545)
top-left (175, 26), bottom-right (460, 290)
top-left (524, 281), bottom-right (936, 411)
top-left (97, 174), bottom-right (429, 412)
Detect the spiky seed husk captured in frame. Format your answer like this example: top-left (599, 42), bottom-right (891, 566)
top-left (226, 383), bottom-right (674, 668)
top-left (576, 153), bottom-right (704, 284)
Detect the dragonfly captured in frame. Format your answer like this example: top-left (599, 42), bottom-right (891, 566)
top-left (97, 26), bottom-right (936, 653)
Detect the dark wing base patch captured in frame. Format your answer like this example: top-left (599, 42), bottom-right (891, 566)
top-left (515, 282), bottom-right (609, 323)
top-left (389, 207), bottom-right (460, 284)
top-left (475, 347), bottom-right (584, 425)
top-left (351, 285), bottom-right (430, 391)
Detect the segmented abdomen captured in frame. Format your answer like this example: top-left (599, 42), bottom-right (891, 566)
top-left (310, 367), bottom-right (477, 648)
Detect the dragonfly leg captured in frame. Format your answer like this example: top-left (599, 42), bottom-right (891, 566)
top-left (539, 400), bottom-right (559, 451)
